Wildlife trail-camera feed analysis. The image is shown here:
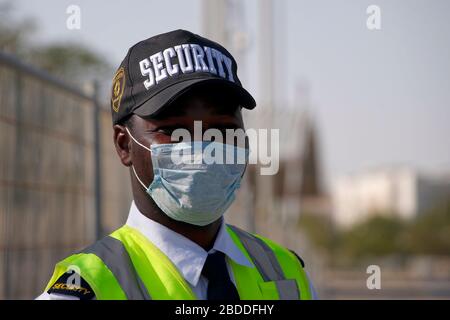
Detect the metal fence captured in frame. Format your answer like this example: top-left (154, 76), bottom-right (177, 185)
top-left (0, 52), bottom-right (132, 299)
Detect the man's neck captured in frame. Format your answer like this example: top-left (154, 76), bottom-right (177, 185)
top-left (133, 195), bottom-right (222, 251)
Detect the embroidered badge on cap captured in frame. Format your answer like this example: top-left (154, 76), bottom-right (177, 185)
top-left (111, 67), bottom-right (126, 112)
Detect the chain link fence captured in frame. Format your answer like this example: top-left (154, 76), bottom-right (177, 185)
top-left (0, 52), bottom-right (132, 299)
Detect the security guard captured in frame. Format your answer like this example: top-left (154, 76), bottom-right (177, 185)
top-left (37, 29), bottom-right (316, 300)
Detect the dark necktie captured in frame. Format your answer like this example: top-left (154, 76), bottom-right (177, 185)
top-left (201, 251), bottom-right (240, 300)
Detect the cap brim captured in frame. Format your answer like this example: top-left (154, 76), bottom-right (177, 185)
top-left (132, 78), bottom-right (256, 118)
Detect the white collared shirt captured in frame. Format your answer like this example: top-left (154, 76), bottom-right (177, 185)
top-left (125, 201), bottom-right (253, 299)
top-left (37, 201), bottom-right (316, 300)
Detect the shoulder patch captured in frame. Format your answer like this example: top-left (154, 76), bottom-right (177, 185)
top-left (289, 249), bottom-right (305, 268)
top-left (47, 271), bottom-right (95, 300)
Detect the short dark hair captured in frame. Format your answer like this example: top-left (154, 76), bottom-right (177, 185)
top-left (119, 114), bottom-right (134, 131)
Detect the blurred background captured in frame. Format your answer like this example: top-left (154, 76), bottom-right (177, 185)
top-left (1, 0), bottom-right (449, 299)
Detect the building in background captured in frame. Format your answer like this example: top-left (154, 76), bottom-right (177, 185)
top-left (332, 166), bottom-right (450, 228)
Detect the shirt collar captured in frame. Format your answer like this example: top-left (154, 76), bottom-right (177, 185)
top-left (125, 201), bottom-right (253, 286)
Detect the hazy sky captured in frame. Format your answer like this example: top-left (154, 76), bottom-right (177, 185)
top-left (10, 0), bottom-right (450, 189)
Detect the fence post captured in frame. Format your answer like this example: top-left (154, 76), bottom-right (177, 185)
top-left (93, 81), bottom-right (102, 240)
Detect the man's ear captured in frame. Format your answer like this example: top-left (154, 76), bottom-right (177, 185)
top-left (113, 125), bottom-right (132, 167)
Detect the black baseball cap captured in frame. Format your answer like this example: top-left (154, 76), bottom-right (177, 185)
top-left (110, 29), bottom-right (256, 125)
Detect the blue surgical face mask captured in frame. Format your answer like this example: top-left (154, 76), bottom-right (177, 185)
top-left (126, 127), bottom-right (248, 226)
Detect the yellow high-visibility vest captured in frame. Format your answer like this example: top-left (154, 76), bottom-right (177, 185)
top-left (45, 224), bottom-right (312, 300)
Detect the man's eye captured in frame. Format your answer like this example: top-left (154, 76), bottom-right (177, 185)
top-left (155, 127), bottom-right (175, 135)
top-left (155, 128), bottom-right (186, 142)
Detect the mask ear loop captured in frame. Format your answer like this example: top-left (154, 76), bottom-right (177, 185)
top-left (125, 126), bottom-right (152, 191)
top-left (240, 134), bottom-right (250, 178)
top-left (239, 147), bottom-right (250, 178)
top-left (131, 165), bottom-right (148, 191)
top-left (125, 127), bottom-right (152, 153)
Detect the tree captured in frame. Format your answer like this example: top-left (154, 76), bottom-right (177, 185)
top-left (0, 2), bottom-right (112, 88)
top-left (0, 2), bottom-right (36, 55)
top-left (298, 212), bottom-right (337, 256)
top-left (29, 43), bottom-right (111, 87)
top-left (336, 214), bottom-right (405, 261)
top-left (401, 200), bottom-right (450, 255)
top-left (300, 200), bottom-right (450, 266)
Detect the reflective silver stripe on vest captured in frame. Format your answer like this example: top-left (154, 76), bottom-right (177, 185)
top-left (276, 279), bottom-right (300, 300)
top-left (227, 225), bottom-right (301, 300)
top-left (82, 236), bottom-right (151, 300)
